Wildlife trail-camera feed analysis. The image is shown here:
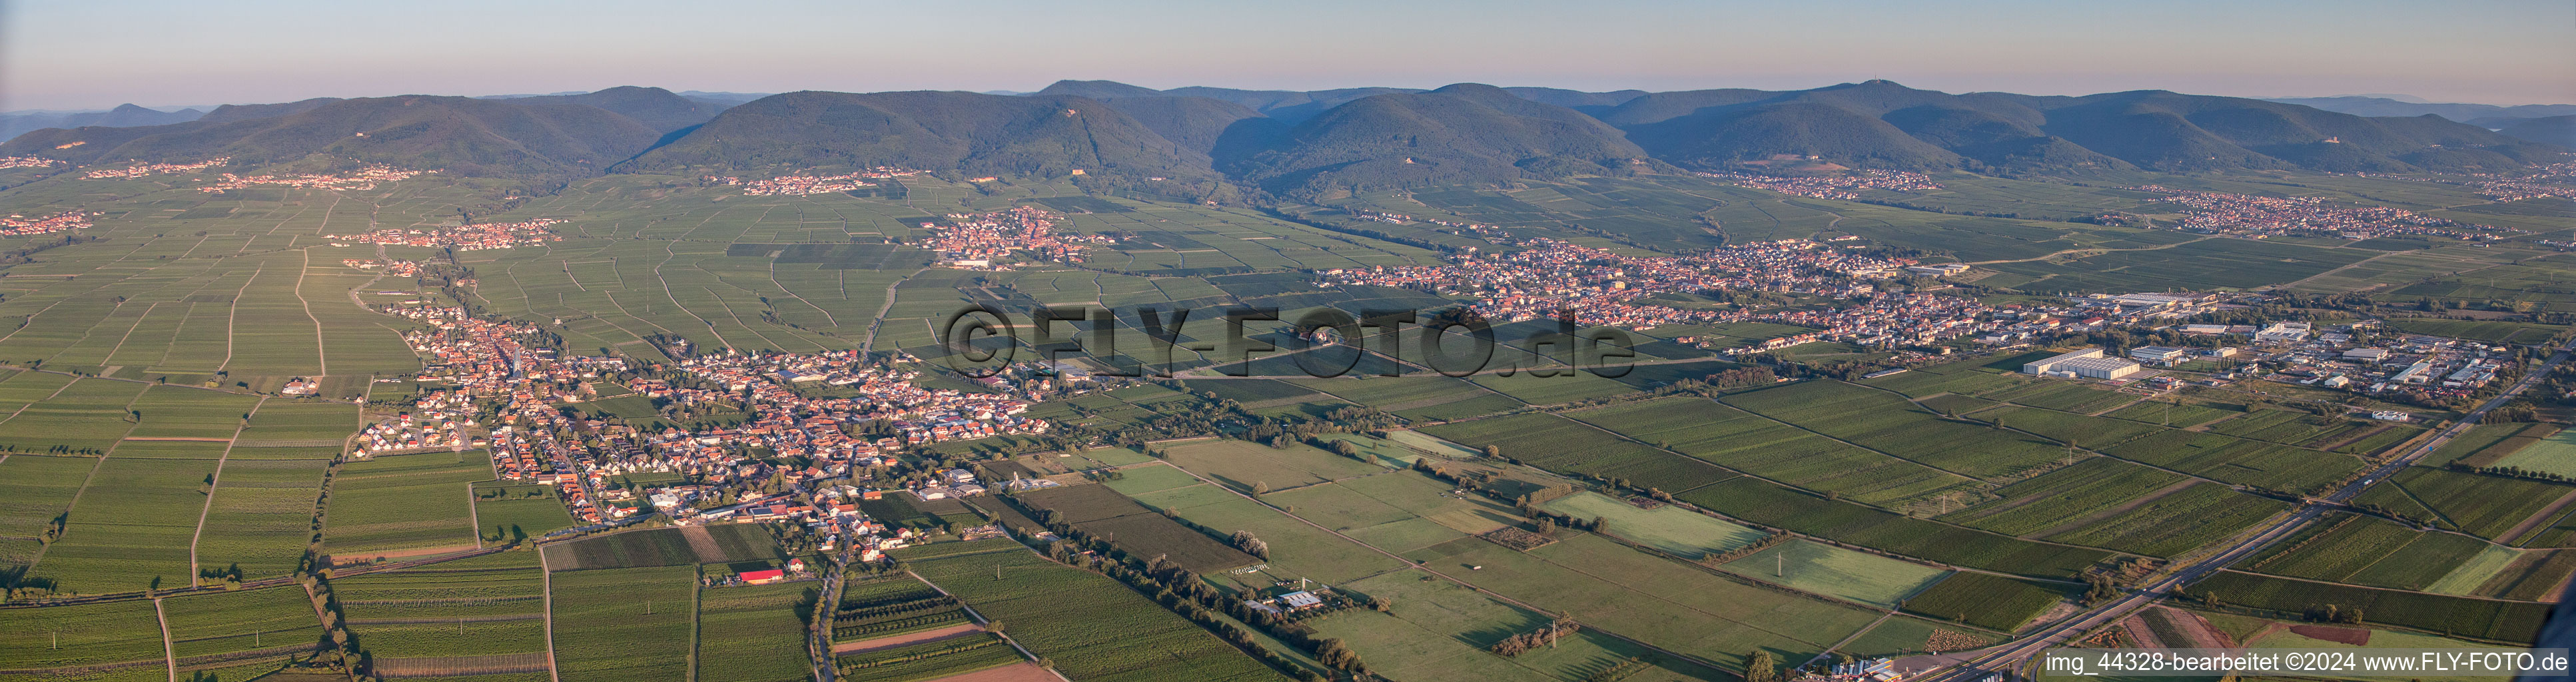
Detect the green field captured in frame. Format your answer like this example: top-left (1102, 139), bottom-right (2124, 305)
top-left (472, 483), bottom-right (577, 543)
top-left (1539, 491), bottom-right (1769, 559)
top-left (2239, 513), bottom-right (2500, 591)
top-left (1721, 380), bottom-right (2070, 480)
top-left (551, 565), bottom-right (699, 681)
top-left (1677, 477), bottom-right (2112, 578)
top-left (2495, 428), bottom-right (2576, 478)
top-left (2044, 483), bottom-right (2292, 557)
top-left (1309, 569), bottom-right (1729, 682)
top-left (697, 581), bottom-right (813, 682)
top-left (325, 449), bottom-right (491, 557)
top-left (1939, 458), bottom-right (2186, 537)
top-left (1563, 396), bottom-right (1966, 505)
top-left (1900, 571), bottom-right (2071, 633)
top-left (2188, 570), bottom-right (2549, 643)
top-left (335, 551), bottom-right (550, 659)
top-left (4, 145), bottom-right (2574, 680)
top-left (905, 540), bottom-right (1290, 682)
top-left (162, 586), bottom-right (326, 662)
top-left (543, 523), bottom-right (782, 570)
top-left (2352, 467), bottom-right (2572, 539)
top-left (1714, 539), bottom-right (1951, 607)
top-left (0, 598), bottom-right (167, 675)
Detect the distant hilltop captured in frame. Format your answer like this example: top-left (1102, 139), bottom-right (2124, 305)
top-left (4, 80), bottom-right (2568, 200)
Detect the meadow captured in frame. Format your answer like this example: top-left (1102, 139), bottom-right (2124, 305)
top-left (1538, 491), bottom-right (1769, 559)
top-left (1714, 539), bottom-right (1951, 607)
top-left (472, 483), bottom-right (578, 543)
top-left (2493, 428), bottom-right (2576, 478)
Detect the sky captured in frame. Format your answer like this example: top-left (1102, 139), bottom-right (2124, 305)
top-left (3, 0), bottom-right (2569, 112)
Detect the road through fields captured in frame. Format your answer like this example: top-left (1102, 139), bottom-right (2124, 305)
top-left (1908, 342), bottom-right (2575, 682)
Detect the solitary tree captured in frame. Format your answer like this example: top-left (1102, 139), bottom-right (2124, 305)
top-left (1745, 650), bottom-right (1781, 682)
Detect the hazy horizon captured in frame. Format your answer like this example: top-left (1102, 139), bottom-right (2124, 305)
top-left (3, 0), bottom-right (2571, 112)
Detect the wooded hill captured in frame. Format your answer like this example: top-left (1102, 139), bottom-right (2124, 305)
top-left (6, 80), bottom-right (2564, 198)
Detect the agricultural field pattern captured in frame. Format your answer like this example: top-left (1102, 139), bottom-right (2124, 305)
top-left (1, 81), bottom-right (2573, 682)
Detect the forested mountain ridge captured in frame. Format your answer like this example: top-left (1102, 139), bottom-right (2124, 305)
top-left (5, 81), bottom-right (2563, 196)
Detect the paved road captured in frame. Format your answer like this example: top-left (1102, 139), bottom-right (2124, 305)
top-left (1910, 342), bottom-right (2573, 682)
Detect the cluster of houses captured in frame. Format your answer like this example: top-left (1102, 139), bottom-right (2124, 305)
top-left (1323, 236), bottom-right (1917, 332)
top-left (2132, 186), bottom-right (2506, 240)
top-left (197, 165), bottom-right (431, 192)
top-left (703, 167), bottom-right (923, 195)
top-left (726, 172), bottom-right (874, 196)
top-left (374, 301), bottom-right (1061, 531)
top-left (0, 210), bottom-right (95, 236)
top-left (640, 349), bottom-right (1049, 460)
top-left (1737, 293), bottom-right (2003, 351)
top-left (922, 206), bottom-right (1113, 268)
top-left (343, 258), bottom-right (422, 276)
top-left (329, 218), bottom-right (564, 250)
top-left (1349, 208), bottom-right (1413, 224)
top-left (1695, 169), bottom-right (1942, 200)
top-left (2464, 160), bottom-right (2574, 202)
top-left (352, 390), bottom-right (478, 458)
top-left (82, 157), bottom-right (229, 178)
top-left (0, 155), bottom-right (63, 169)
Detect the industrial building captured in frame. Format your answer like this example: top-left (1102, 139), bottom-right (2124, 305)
top-left (2022, 347), bottom-right (2142, 379)
top-left (2128, 346), bottom-right (2192, 364)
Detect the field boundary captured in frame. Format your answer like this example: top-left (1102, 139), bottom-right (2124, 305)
top-left (189, 396), bottom-right (262, 578)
